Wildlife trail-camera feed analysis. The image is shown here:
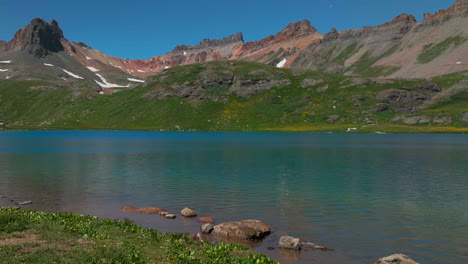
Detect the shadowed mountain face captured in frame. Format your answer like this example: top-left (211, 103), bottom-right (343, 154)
top-left (6, 18), bottom-right (64, 58)
top-left (0, 0), bottom-right (467, 87)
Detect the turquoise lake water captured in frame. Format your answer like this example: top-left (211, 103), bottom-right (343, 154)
top-left (0, 131), bottom-right (467, 264)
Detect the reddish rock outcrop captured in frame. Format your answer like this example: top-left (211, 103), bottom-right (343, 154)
top-left (423, 0), bottom-right (468, 19)
top-left (198, 217), bottom-right (215, 224)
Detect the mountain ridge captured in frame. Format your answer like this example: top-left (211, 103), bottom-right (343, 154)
top-left (0, 0), bottom-right (467, 88)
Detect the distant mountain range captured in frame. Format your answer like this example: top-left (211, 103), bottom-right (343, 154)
top-left (0, 0), bottom-right (467, 132)
top-left (0, 0), bottom-right (467, 90)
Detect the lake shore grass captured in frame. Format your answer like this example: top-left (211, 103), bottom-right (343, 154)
top-left (0, 208), bottom-right (278, 264)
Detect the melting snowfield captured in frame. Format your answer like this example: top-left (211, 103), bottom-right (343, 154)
top-left (0, 69), bottom-right (8, 72)
top-left (86, 66), bottom-right (100, 72)
top-left (276, 58), bottom-right (287, 68)
top-left (95, 73), bottom-right (129, 88)
top-left (127, 78), bottom-right (145, 83)
top-left (44, 63), bottom-right (54, 67)
top-left (0, 61), bottom-right (12, 64)
top-left (61, 69), bottom-right (84, 79)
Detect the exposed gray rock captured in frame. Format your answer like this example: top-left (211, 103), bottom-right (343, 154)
top-left (461, 112), bottom-right (468, 122)
top-left (279, 236), bottom-right (301, 250)
top-left (316, 85), bottom-right (329, 92)
top-left (212, 220), bottom-right (271, 240)
top-left (402, 116), bottom-right (430, 125)
top-left (201, 223), bottom-right (214, 234)
top-left (164, 214), bottom-right (176, 219)
top-left (375, 254), bottom-right (419, 264)
top-left (373, 103), bottom-right (389, 112)
top-left (301, 78), bottom-right (323, 88)
top-left (416, 81), bottom-right (441, 92)
top-left (327, 115), bottom-right (340, 123)
top-left (352, 77), bottom-right (370, 86)
top-left (433, 116), bottom-right (452, 124)
top-left (229, 79), bottom-right (291, 97)
top-left (16, 200), bottom-right (32, 205)
top-left (376, 89), bottom-right (429, 112)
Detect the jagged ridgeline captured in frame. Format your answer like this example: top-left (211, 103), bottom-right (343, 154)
top-left (0, 0), bottom-right (466, 132)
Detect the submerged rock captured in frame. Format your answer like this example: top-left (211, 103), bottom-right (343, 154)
top-left (212, 220), bottom-right (271, 240)
top-left (121, 206), bottom-right (165, 214)
top-left (375, 254), bottom-right (419, 264)
top-left (198, 216), bottom-right (214, 224)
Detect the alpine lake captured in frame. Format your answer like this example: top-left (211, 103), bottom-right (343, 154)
top-left (0, 131), bottom-right (467, 264)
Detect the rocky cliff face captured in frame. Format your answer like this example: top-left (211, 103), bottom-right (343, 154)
top-left (292, 0), bottom-right (468, 78)
top-left (6, 18), bottom-right (64, 58)
top-left (1, 0), bottom-right (466, 81)
top-left (423, 0), bottom-right (468, 19)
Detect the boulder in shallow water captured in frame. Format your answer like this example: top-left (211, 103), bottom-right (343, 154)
top-left (279, 236), bottom-right (301, 250)
top-left (164, 214), bottom-right (176, 219)
top-left (375, 254), bottom-right (419, 264)
top-left (201, 223), bottom-right (214, 234)
top-left (181, 207), bottom-right (197, 217)
top-left (212, 220), bottom-right (271, 240)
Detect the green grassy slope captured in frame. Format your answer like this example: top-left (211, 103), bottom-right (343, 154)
top-left (0, 208), bottom-right (277, 264)
top-left (0, 61), bottom-right (467, 133)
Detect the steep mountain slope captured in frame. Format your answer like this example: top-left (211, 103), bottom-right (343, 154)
top-left (292, 0), bottom-right (468, 78)
top-left (0, 18), bottom-right (143, 93)
top-left (1, 0), bottom-right (466, 83)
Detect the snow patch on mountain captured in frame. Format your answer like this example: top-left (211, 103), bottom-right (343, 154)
top-left (95, 73), bottom-right (130, 88)
top-left (86, 56), bottom-right (92, 60)
top-left (0, 69), bottom-right (8, 72)
top-left (0, 61), bottom-right (11, 64)
top-left (127, 78), bottom-right (145, 83)
top-left (44, 63), bottom-right (54, 66)
top-left (276, 58), bottom-right (287, 68)
top-left (61, 69), bottom-right (83, 79)
top-left (86, 66), bottom-right (100, 72)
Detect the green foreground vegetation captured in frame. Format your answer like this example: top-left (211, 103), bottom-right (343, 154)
top-left (0, 208), bottom-right (277, 264)
top-left (0, 61), bottom-right (466, 133)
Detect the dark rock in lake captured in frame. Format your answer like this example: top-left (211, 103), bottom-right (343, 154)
top-left (375, 253), bottom-right (419, 264)
top-left (279, 236), bottom-right (301, 250)
top-left (212, 220), bottom-right (271, 240)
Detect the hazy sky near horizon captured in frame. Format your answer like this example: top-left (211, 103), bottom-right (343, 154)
top-left (0, 0), bottom-right (457, 59)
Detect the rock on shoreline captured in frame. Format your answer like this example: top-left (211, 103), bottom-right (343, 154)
top-left (212, 220), bottom-right (271, 240)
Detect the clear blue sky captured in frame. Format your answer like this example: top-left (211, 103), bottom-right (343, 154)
top-left (0, 0), bottom-right (457, 60)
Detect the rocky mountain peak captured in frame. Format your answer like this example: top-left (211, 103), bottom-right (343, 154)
top-left (172, 32), bottom-right (244, 52)
top-left (423, 0), bottom-right (468, 19)
top-left (277, 20), bottom-right (318, 39)
top-left (7, 18), bottom-right (64, 57)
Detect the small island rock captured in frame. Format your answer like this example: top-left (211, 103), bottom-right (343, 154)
top-left (181, 207), bottom-right (197, 217)
top-left (375, 254), bottom-right (419, 264)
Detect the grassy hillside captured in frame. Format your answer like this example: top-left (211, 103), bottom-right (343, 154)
top-left (0, 208), bottom-right (276, 264)
top-left (0, 61), bottom-right (467, 133)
